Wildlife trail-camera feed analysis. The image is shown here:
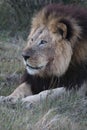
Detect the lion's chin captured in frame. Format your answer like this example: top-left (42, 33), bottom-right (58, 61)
top-left (26, 66), bottom-right (39, 75)
top-left (26, 64), bottom-right (44, 75)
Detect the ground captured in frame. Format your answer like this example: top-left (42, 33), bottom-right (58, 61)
top-left (0, 33), bottom-right (87, 130)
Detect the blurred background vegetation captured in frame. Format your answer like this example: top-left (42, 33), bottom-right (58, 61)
top-left (0, 0), bottom-right (87, 39)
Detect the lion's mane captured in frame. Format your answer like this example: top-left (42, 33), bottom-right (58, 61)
top-left (21, 4), bottom-right (87, 94)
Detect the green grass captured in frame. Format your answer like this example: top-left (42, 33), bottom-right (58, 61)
top-left (0, 34), bottom-right (87, 130)
top-left (0, 94), bottom-right (87, 130)
top-left (0, 34), bottom-right (24, 95)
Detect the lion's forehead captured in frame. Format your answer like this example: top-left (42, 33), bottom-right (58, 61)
top-left (27, 26), bottom-right (53, 46)
top-left (32, 26), bottom-right (45, 38)
top-left (31, 26), bottom-right (49, 39)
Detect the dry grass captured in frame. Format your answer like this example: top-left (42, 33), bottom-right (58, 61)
top-left (0, 34), bottom-right (87, 130)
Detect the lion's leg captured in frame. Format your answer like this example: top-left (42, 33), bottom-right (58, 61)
top-left (0, 82), bottom-right (32, 103)
top-left (8, 82), bottom-right (32, 99)
top-left (22, 87), bottom-right (66, 104)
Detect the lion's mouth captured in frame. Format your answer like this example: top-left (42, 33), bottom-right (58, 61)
top-left (26, 63), bottom-right (45, 75)
top-left (26, 64), bottom-right (43, 70)
top-left (23, 59), bottom-right (46, 75)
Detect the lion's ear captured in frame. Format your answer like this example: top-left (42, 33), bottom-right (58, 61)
top-left (57, 23), bottom-right (67, 39)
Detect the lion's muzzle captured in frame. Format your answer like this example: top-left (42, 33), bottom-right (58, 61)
top-left (22, 48), bottom-right (35, 61)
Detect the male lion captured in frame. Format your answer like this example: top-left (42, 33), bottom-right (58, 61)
top-left (1, 4), bottom-right (87, 103)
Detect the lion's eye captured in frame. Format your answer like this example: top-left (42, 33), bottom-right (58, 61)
top-left (39, 40), bottom-right (47, 45)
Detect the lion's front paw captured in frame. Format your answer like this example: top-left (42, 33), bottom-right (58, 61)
top-left (0, 96), bottom-right (17, 104)
top-left (0, 96), bottom-right (6, 103)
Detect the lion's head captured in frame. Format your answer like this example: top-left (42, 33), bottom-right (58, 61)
top-left (22, 5), bottom-right (82, 77)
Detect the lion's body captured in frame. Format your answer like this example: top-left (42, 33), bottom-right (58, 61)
top-left (1, 4), bottom-right (87, 103)
top-left (21, 4), bottom-right (87, 94)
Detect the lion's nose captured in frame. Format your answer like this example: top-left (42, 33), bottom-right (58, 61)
top-left (22, 49), bottom-right (35, 60)
top-left (22, 52), bottom-right (30, 61)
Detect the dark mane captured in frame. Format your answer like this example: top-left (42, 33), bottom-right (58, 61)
top-left (44, 4), bottom-right (87, 39)
top-left (21, 70), bottom-right (59, 94)
top-left (21, 61), bottom-right (87, 94)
